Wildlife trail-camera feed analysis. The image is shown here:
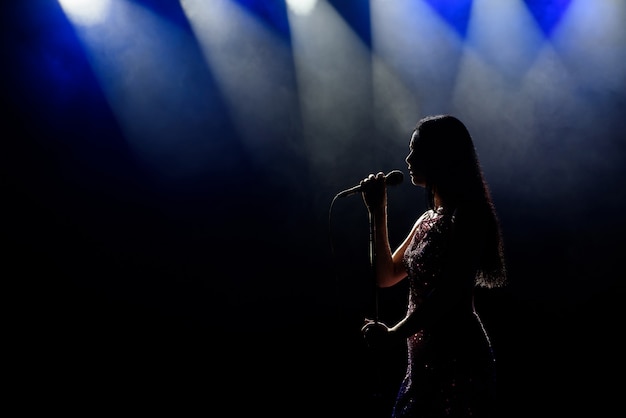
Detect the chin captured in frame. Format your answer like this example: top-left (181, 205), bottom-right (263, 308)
top-left (410, 176), bottom-right (425, 187)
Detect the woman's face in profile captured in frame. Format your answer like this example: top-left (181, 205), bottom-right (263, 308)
top-left (406, 130), bottom-right (426, 187)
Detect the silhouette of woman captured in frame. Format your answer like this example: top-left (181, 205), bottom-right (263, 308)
top-left (359, 115), bottom-right (508, 417)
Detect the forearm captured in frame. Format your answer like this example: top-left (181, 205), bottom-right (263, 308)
top-left (370, 207), bottom-right (401, 288)
top-left (391, 282), bottom-right (475, 340)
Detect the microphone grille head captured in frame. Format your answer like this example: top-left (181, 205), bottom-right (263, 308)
top-left (386, 170), bottom-right (404, 186)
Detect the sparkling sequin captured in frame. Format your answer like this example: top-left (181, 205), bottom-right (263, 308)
top-left (393, 208), bottom-right (497, 418)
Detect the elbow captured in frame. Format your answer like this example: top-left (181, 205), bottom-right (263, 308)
top-left (376, 262), bottom-right (406, 288)
top-left (377, 273), bottom-right (405, 288)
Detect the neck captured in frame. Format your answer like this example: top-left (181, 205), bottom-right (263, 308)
top-left (434, 193), bottom-right (443, 209)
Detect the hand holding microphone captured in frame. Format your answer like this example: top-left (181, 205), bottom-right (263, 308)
top-left (336, 170), bottom-right (404, 198)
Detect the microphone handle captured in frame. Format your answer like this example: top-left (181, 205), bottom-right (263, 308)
top-left (336, 184), bottom-right (361, 198)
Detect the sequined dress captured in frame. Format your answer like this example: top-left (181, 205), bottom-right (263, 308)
top-left (392, 208), bottom-right (497, 418)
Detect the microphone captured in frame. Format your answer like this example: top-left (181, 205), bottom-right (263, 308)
top-left (336, 170), bottom-right (404, 198)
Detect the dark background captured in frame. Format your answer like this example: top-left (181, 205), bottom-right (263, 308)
top-left (3, 0), bottom-right (624, 416)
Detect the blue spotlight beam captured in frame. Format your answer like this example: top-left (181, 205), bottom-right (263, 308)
top-left (424, 0), bottom-right (473, 38)
top-left (524, 0), bottom-right (573, 36)
top-left (329, 0), bottom-right (372, 47)
top-left (233, 0), bottom-right (292, 42)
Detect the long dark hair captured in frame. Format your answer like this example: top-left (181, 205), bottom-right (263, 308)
top-left (414, 115), bottom-right (507, 288)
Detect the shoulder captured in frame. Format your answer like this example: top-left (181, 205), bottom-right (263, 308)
top-left (429, 207), bottom-right (454, 227)
top-left (416, 208), bottom-right (443, 224)
top-left (410, 209), bottom-right (452, 239)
